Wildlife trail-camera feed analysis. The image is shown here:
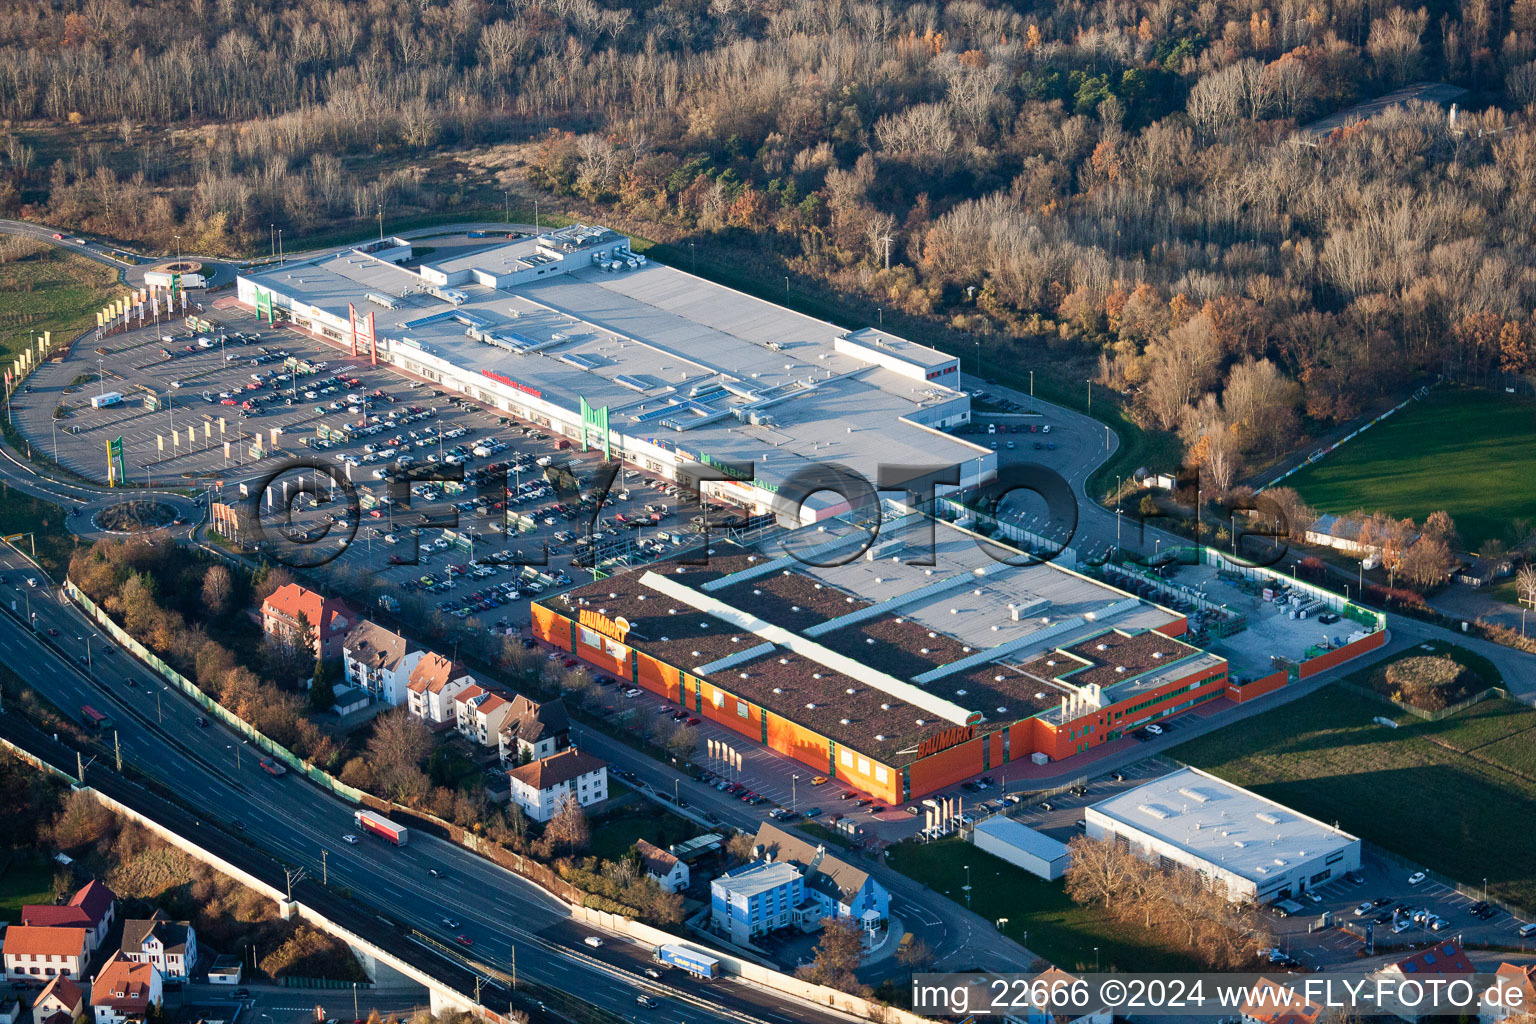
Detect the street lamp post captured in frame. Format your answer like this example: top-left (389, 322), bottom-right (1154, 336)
top-left (962, 864), bottom-right (972, 909)
top-left (791, 774), bottom-right (798, 813)
top-left (1094, 946), bottom-right (1101, 971)
top-left (228, 743), bottom-right (242, 771)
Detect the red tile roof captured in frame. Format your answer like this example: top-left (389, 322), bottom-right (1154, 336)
top-left (37, 974), bottom-right (85, 1012)
top-left (635, 838), bottom-right (680, 877)
top-left (1489, 963), bottom-right (1536, 1009)
top-left (1239, 978), bottom-right (1323, 1024)
top-left (408, 652), bottom-right (469, 694)
top-left (68, 879), bottom-right (116, 924)
top-left (92, 953), bottom-right (157, 1011)
top-left (263, 584), bottom-right (353, 634)
top-left (1386, 940), bottom-right (1475, 976)
top-left (20, 905), bottom-right (93, 928)
top-left (1, 925), bottom-right (88, 958)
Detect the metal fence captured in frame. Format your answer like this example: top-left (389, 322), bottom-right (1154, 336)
top-left (64, 580), bottom-right (368, 804)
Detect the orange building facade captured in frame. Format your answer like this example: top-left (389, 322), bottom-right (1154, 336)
top-left (533, 602), bottom-right (1272, 803)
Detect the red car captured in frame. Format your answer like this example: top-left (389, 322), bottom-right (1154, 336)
top-left (562, 657), bottom-right (578, 668)
top-left (455, 935), bottom-right (473, 947)
top-left (685, 717), bottom-right (700, 726)
top-left (221, 399), bottom-right (237, 405)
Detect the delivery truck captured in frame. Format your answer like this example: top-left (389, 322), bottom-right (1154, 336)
top-left (355, 809), bottom-right (409, 846)
top-left (652, 944), bottom-right (720, 979)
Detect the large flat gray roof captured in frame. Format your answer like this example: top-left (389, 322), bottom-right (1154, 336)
top-left (245, 240), bottom-right (985, 488)
top-left (1087, 767), bottom-right (1358, 884)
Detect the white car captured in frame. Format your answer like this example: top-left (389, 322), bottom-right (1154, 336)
top-left (342, 834), bottom-right (359, 844)
top-left (1353, 902), bottom-right (1373, 917)
top-left (1408, 871), bottom-right (1427, 885)
top-left (1144, 723), bottom-right (1164, 736)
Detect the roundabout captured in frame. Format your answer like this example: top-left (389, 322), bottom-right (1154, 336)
top-left (91, 499), bottom-right (182, 534)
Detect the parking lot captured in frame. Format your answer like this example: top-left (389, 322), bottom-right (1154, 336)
top-left (955, 756), bottom-right (1536, 966)
top-left (13, 300), bottom-right (770, 633)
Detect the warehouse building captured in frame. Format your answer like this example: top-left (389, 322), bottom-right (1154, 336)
top-left (1084, 766), bottom-right (1361, 903)
top-left (971, 817), bottom-right (1072, 880)
top-left (532, 514), bottom-right (1273, 801)
top-left (236, 226), bottom-right (991, 522)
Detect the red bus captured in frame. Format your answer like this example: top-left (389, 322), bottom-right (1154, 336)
top-left (80, 705), bottom-right (112, 731)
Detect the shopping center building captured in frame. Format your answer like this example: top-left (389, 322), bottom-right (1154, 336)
top-left (236, 226), bottom-right (991, 522)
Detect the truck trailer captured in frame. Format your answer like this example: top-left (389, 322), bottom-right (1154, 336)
top-left (653, 944), bottom-right (720, 979)
top-left (90, 391), bottom-right (123, 408)
top-left (354, 809), bottom-right (409, 846)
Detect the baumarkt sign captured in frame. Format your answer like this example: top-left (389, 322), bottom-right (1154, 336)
top-left (916, 723), bottom-right (975, 759)
top-left (579, 609), bottom-right (631, 643)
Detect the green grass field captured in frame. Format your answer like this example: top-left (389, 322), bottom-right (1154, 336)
top-left (1286, 388), bottom-right (1536, 551)
top-left (587, 805), bottom-right (702, 864)
top-left (1172, 684), bottom-right (1536, 910)
top-left (0, 245), bottom-right (119, 364)
top-left (0, 856), bottom-right (56, 923)
top-left (886, 838), bottom-right (1205, 972)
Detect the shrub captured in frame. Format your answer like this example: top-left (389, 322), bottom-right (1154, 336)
top-left (1382, 656), bottom-right (1478, 711)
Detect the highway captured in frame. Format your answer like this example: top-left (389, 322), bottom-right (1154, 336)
top-left (0, 548), bottom-right (862, 1024)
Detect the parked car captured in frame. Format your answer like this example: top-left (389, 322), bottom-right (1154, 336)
top-left (1408, 871), bottom-right (1427, 885)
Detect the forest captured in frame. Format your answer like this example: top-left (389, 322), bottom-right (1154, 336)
top-left (5, 0), bottom-right (1536, 482)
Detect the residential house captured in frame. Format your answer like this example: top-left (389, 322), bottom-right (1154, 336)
top-left (636, 838), bottom-right (689, 894)
top-left (341, 620), bottom-right (423, 706)
top-left (405, 653), bottom-right (477, 729)
top-left (1481, 963), bottom-right (1536, 1024)
top-left (89, 954), bottom-right (162, 1024)
top-left (752, 823), bottom-right (890, 932)
top-left (261, 584), bottom-right (356, 661)
top-left (498, 696), bottom-right (571, 764)
top-left (20, 880), bottom-right (117, 953)
top-left (1, 926), bottom-right (88, 980)
top-left (454, 686), bottom-right (515, 748)
top-left (710, 860), bottom-right (805, 945)
top-left (32, 975), bottom-right (86, 1024)
top-left (1002, 968), bottom-right (1112, 1024)
top-left (120, 911), bottom-right (196, 982)
top-left (1239, 978), bottom-right (1323, 1024)
top-left (507, 748), bottom-right (608, 822)
top-left (1376, 940), bottom-right (1475, 1022)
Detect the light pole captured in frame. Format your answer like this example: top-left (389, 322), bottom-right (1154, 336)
top-left (228, 742), bottom-right (242, 771)
top-left (76, 635), bottom-right (93, 675)
top-left (1094, 946), bottom-right (1100, 971)
top-left (1029, 370), bottom-right (1034, 398)
top-left (1086, 379), bottom-right (1092, 414)
top-left (791, 774), bottom-right (798, 813)
top-left (322, 848), bottom-right (328, 885)
top-left (174, 234), bottom-right (182, 262)
top-left (962, 864), bottom-right (972, 909)
top-left (156, 687), bottom-right (168, 725)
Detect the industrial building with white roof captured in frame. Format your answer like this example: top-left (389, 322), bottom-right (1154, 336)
top-left (1084, 766), bottom-right (1361, 902)
top-left (237, 226), bottom-right (991, 521)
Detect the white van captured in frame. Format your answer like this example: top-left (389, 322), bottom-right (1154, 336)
top-left (536, 455), bottom-right (553, 468)
top-left (583, 936), bottom-right (603, 948)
